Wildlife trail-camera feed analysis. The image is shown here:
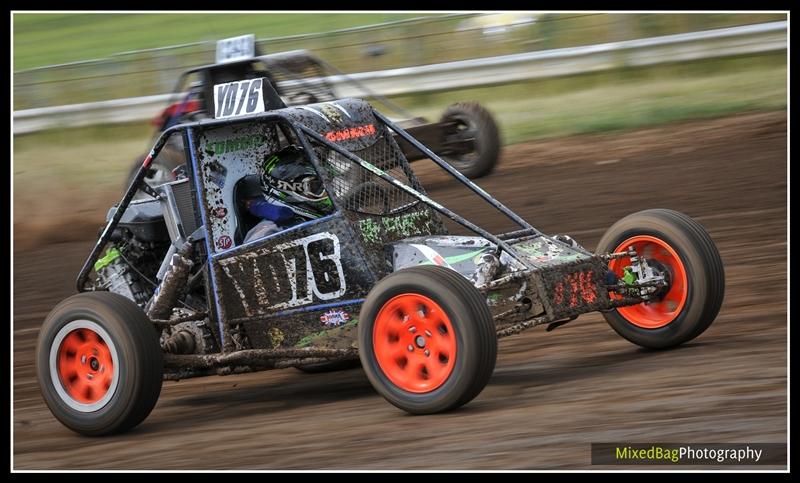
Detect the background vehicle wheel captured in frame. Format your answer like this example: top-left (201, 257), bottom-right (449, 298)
top-left (35, 292), bottom-right (164, 436)
top-left (296, 359), bottom-right (361, 374)
top-left (440, 101), bottom-right (501, 179)
top-left (358, 265), bottom-right (497, 414)
top-left (595, 209), bottom-right (725, 350)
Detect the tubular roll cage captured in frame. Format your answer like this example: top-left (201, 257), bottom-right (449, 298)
top-left (161, 52), bottom-right (419, 129)
top-left (77, 106), bottom-right (593, 313)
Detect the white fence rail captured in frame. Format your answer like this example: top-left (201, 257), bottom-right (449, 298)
top-left (13, 21), bottom-right (786, 135)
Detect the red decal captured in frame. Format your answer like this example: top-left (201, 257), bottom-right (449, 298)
top-left (142, 154), bottom-right (153, 169)
top-left (580, 270), bottom-right (597, 303)
top-left (567, 273), bottom-right (580, 308)
top-left (555, 270), bottom-right (597, 308)
top-left (213, 207), bottom-right (228, 218)
top-left (553, 282), bottom-right (564, 306)
top-left (324, 124), bottom-right (376, 142)
top-left (216, 235), bottom-right (232, 250)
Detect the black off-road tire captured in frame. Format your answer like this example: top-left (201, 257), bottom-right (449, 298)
top-left (359, 265), bottom-right (497, 414)
top-left (36, 292), bottom-right (164, 436)
top-left (440, 101), bottom-right (501, 179)
top-left (595, 209), bottom-right (725, 350)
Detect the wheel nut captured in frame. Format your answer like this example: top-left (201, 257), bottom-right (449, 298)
top-left (424, 330), bottom-right (432, 337)
top-left (424, 349), bottom-right (430, 357)
top-left (407, 344), bottom-right (414, 352)
top-left (408, 326), bottom-right (417, 333)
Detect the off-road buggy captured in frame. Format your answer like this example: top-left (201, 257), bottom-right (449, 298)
top-left (132, 34), bottom-right (501, 194)
top-left (36, 72), bottom-right (724, 436)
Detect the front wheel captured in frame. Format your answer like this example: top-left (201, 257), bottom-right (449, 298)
top-left (35, 292), bottom-right (164, 436)
top-left (359, 265), bottom-right (497, 414)
top-left (595, 209), bottom-right (725, 349)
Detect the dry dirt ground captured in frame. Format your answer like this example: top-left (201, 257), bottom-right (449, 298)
top-left (13, 111), bottom-right (787, 470)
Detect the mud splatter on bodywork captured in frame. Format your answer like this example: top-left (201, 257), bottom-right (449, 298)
top-left (84, 97), bottom-right (643, 380)
top-left (512, 236), bottom-right (589, 266)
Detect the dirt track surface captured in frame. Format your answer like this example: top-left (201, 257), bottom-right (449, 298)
top-left (13, 112), bottom-right (787, 470)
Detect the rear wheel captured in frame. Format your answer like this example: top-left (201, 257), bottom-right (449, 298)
top-left (359, 265), bottom-right (497, 414)
top-left (36, 292), bottom-right (164, 436)
top-left (595, 209), bottom-right (725, 349)
top-left (440, 102), bottom-right (501, 179)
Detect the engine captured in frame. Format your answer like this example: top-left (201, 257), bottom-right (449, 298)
top-left (93, 197), bottom-right (172, 308)
top-left (94, 230), bottom-right (169, 308)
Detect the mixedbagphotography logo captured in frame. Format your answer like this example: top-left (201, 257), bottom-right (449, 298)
top-left (591, 443), bottom-right (787, 466)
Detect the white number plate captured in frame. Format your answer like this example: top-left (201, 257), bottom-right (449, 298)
top-left (213, 78), bottom-right (266, 119)
top-left (215, 34), bottom-right (255, 64)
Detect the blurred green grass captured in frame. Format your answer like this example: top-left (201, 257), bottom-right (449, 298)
top-left (14, 52), bottom-right (786, 188)
top-left (13, 12), bottom-right (786, 110)
top-left (13, 13), bottom-right (433, 71)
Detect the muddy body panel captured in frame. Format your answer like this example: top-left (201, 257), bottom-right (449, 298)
top-left (78, 97), bottom-right (643, 380)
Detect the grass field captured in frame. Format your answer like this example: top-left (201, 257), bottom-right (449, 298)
top-left (13, 13), bottom-right (433, 71)
top-left (14, 12), bottom-right (785, 72)
top-left (13, 12), bottom-right (786, 110)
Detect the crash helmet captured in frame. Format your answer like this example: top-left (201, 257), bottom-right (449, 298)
top-left (260, 145), bottom-right (332, 214)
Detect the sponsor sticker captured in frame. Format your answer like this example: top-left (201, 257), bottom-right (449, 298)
top-left (320, 309), bottom-right (350, 327)
top-left (553, 270), bottom-right (598, 308)
top-left (206, 160), bottom-right (227, 189)
top-left (213, 207), bottom-right (228, 219)
top-left (205, 135), bottom-right (263, 156)
top-left (324, 124), bottom-right (376, 142)
top-left (216, 235), bottom-right (233, 250)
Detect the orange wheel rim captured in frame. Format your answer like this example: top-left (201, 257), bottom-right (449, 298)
top-left (373, 294), bottom-right (457, 393)
top-left (56, 328), bottom-right (115, 404)
top-left (609, 235), bottom-right (688, 329)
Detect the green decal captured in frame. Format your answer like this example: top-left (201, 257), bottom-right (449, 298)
top-left (358, 218), bottom-right (382, 244)
top-left (419, 247), bottom-right (488, 266)
top-left (263, 153), bottom-right (280, 172)
top-left (445, 248), bottom-right (488, 265)
top-left (204, 135), bottom-right (263, 156)
top-left (94, 247), bottom-right (121, 271)
top-left (358, 211), bottom-right (436, 244)
top-left (381, 211), bottom-right (423, 238)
